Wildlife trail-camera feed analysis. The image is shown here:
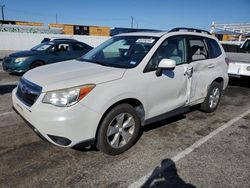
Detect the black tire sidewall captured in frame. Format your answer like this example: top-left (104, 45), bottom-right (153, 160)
top-left (201, 82), bottom-right (222, 113)
top-left (97, 104), bottom-right (141, 155)
top-left (30, 61), bottom-right (44, 69)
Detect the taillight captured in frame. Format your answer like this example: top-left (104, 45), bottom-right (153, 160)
top-left (225, 57), bottom-right (229, 66)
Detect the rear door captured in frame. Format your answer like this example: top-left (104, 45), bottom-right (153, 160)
top-left (188, 36), bottom-right (217, 104)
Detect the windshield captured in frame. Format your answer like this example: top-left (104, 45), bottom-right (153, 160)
top-left (80, 36), bottom-right (158, 68)
top-left (31, 42), bottom-right (55, 51)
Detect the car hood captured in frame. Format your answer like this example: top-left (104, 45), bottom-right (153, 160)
top-left (23, 60), bottom-right (126, 92)
top-left (10, 50), bottom-right (42, 57)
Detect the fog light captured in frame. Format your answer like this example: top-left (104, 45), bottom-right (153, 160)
top-left (246, 66), bottom-right (250, 71)
top-left (48, 135), bottom-right (71, 146)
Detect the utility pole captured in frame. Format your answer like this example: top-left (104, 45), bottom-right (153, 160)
top-left (56, 13), bottom-right (58, 24)
top-left (131, 16), bottom-right (134, 28)
top-left (0, 5), bottom-right (5, 20)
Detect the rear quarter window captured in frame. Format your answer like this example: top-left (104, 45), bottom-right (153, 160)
top-left (206, 38), bottom-right (222, 58)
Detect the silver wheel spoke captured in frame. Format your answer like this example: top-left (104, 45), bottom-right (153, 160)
top-left (121, 130), bottom-right (132, 143)
top-left (209, 95), bottom-right (214, 108)
top-left (111, 133), bottom-right (120, 148)
top-left (209, 87), bottom-right (220, 109)
top-left (123, 117), bottom-right (134, 129)
top-left (213, 88), bottom-right (218, 97)
top-left (116, 113), bottom-right (125, 127)
top-left (107, 113), bottom-right (136, 149)
top-left (107, 126), bottom-right (119, 136)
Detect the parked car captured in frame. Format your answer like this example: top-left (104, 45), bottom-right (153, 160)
top-left (221, 38), bottom-right (250, 77)
top-left (13, 28), bottom-right (228, 155)
top-left (2, 39), bottom-right (93, 73)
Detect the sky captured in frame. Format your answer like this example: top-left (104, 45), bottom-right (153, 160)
top-left (0, 0), bottom-right (249, 31)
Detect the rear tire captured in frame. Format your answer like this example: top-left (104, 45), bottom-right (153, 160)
top-left (30, 61), bottom-right (44, 69)
top-left (97, 104), bottom-right (141, 155)
top-left (200, 82), bottom-right (222, 113)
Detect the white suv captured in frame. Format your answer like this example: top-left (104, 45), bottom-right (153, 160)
top-left (12, 28), bottom-right (229, 155)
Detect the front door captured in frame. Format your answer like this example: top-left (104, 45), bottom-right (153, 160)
top-left (144, 35), bottom-right (190, 118)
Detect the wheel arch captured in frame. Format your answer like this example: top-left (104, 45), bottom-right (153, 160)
top-left (95, 98), bottom-right (145, 140)
top-left (207, 77), bottom-right (224, 92)
top-left (29, 59), bottom-right (46, 69)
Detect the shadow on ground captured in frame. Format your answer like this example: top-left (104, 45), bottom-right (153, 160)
top-left (142, 158), bottom-right (196, 188)
top-left (229, 77), bottom-right (250, 88)
top-left (0, 84), bottom-right (16, 95)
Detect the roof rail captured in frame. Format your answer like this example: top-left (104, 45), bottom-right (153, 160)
top-left (168, 27), bottom-right (211, 35)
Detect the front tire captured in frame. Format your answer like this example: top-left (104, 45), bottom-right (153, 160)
top-left (97, 104), bottom-right (141, 155)
top-left (30, 61), bottom-right (44, 69)
top-left (200, 82), bottom-right (222, 113)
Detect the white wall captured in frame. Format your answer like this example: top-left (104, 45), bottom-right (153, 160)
top-left (0, 32), bottom-right (110, 58)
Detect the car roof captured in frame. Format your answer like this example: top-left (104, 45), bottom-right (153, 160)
top-left (52, 39), bottom-right (78, 43)
top-left (117, 31), bottom-right (167, 37)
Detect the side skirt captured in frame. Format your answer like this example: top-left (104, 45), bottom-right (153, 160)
top-left (144, 106), bottom-right (190, 126)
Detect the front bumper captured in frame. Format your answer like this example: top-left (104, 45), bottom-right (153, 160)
top-left (12, 88), bottom-right (102, 147)
top-left (2, 57), bottom-right (28, 73)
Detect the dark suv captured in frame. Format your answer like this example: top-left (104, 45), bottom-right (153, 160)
top-left (2, 39), bottom-right (93, 73)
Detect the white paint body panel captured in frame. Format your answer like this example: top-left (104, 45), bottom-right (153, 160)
top-left (12, 31), bottom-right (229, 147)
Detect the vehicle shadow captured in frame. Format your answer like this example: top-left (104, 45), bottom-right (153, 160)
top-left (0, 84), bottom-right (17, 95)
top-left (229, 77), bottom-right (250, 88)
top-left (142, 158), bottom-right (196, 188)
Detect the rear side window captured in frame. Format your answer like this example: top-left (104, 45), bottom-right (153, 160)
top-left (72, 43), bottom-right (87, 51)
top-left (206, 38), bottom-right (222, 58)
top-left (189, 37), bottom-right (208, 61)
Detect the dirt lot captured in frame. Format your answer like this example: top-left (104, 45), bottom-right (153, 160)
top-left (0, 63), bottom-right (249, 188)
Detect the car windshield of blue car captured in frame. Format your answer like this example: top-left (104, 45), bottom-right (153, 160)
top-left (80, 36), bottom-right (158, 68)
top-left (31, 42), bottom-right (55, 51)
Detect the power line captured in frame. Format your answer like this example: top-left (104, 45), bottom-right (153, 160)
top-left (131, 16), bottom-right (134, 28)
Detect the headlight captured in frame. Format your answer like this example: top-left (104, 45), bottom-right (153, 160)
top-left (14, 57), bottom-right (28, 63)
top-left (42, 84), bottom-right (95, 107)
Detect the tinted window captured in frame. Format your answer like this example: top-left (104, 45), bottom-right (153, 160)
top-left (57, 43), bottom-right (70, 52)
top-left (206, 38), bottom-right (222, 58)
top-left (242, 40), bottom-right (250, 49)
top-left (189, 37), bottom-right (208, 61)
top-left (145, 36), bottom-right (187, 72)
top-left (72, 43), bottom-right (86, 51)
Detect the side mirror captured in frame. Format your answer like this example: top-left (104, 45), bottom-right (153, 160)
top-left (156, 59), bottom-right (176, 77)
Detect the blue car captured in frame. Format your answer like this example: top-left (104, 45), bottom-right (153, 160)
top-left (2, 39), bottom-right (93, 73)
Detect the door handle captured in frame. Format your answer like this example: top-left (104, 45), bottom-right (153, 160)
top-left (208, 64), bottom-right (215, 68)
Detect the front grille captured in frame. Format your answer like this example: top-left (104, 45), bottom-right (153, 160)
top-left (16, 78), bottom-right (42, 107)
top-left (3, 57), bottom-right (14, 64)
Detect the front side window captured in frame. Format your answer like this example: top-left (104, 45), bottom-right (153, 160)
top-left (145, 36), bottom-right (187, 72)
top-left (57, 43), bottom-right (70, 52)
top-left (80, 36), bottom-right (158, 68)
